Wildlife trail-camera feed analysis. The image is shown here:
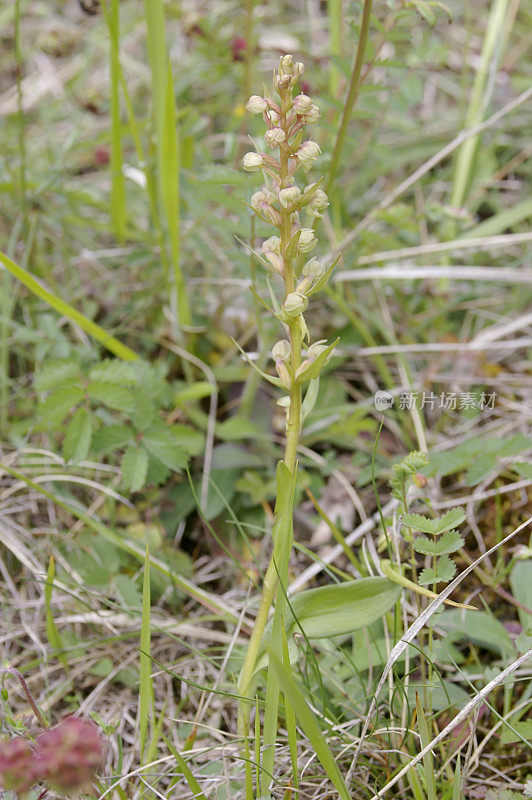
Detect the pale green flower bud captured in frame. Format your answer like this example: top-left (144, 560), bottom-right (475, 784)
top-left (250, 189), bottom-right (275, 210)
top-left (262, 235), bottom-right (281, 254)
top-left (272, 339), bottom-right (291, 361)
top-left (302, 257), bottom-right (325, 278)
top-left (246, 95), bottom-right (268, 114)
top-left (262, 236), bottom-right (283, 272)
top-left (297, 141), bottom-right (321, 169)
top-left (304, 104), bottom-right (320, 123)
top-left (294, 62), bottom-right (305, 79)
top-left (278, 186), bottom-right (301, 208)
top-left (292, 94), bottom-right (313, 114)
top-left (275, 361), bottom-right (292, 390)
top-left (297, 228), bottom-right (318, 253)
top-left (279, 54), bottom-right (294, 75)
top-left (264, 127), bottom-right (286, 147)
top-left (307, 188), bottom-right (329, 218)
top-left (265, 109), bottom-right (280, 126)
top-left (307, 340), bottom-right (329, 359)
top-left (243, 152), bottom-right (264, 171)
top-left (283, 292), bottom-right (308, 318)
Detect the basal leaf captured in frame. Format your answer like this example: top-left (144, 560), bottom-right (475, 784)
top-left (285, 577), bottom-right (401, 638)
top-left (63, 407), bottom-right (92, 464)
top-left (121, 444), bottom-right (149, 492)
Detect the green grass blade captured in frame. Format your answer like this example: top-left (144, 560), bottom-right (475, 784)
top-left (281, 620), bottom-right (299, 790)
top-left (107, 0), bottom-right (126, 242)
top-left (161, 61), bottom-right (190, 329)
top-left (44, 554), bottom-right (68, 668)
top-left (267, 649), bottom-right (351, 800)
top-left (461, 196), bottom-right (532, 239)
top-left (416, 693), bottom-right (437, 800)
top-left (450, 0), bottom-right (510, 207)
top-left (328, 0), bottom-right (342, 98)
top-left (0, 249), bottom-right (138, 361)
top-left (138, 545), bottom-right (152, 760)
top-left (162, 734), bottom-right (208, 800)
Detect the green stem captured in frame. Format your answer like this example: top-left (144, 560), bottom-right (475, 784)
top-left (326, 0), bottom-right (372, 193)
top-left (237, 86), bottom-right (303, 741)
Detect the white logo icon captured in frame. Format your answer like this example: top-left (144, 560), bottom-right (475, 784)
top-left (374, 390), bottom-right (394, 411)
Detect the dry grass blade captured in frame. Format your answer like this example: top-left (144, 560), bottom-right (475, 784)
top-left (347, 514), bottom-right (532, 780)
top-left (367, 648), bottom-right (532, 800)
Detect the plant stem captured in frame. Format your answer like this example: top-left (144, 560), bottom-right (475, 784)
top-left (237, 88), bottom-right (303, 741)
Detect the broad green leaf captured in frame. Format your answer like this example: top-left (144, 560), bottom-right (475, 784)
top-left (439, 610), bottom-right (514, 657)
top-left (285, 576), bottom-right (401, 638)
top-left (35, 359), bottom-right (80, 392)
top-left (210, 444), bottom-right (263, 470)
top-left (412, 530), bottom-right (464, 556)
top-left (89, 360), bottom-right (137, 384)
top-left (114, 573), bottom-right (142, 609)
top-left (402, 507), bottom-right (465, 534)
top-left (509, 560), bottom-right (532, 632)
top-left (216, 416), bottom-right (264, 441)
top-left (92, 424), bottom-right (132, 454)
top-left (513, 462), bottom-right (532, 479)
top-left (88, 381), bottom-right (136, 412)
top-left (500, 720), bottom-right (532, 745)
top-left (267, 650), bottom-right (351, 800)
top-left (166, 423), bottom-right (204, 456)
top-left (142, 425), bottom-right (190, 471)
top-left (121, 444), bottom-right (149, 492)
top-left (38, 384), bottom-right (84, 427)
top-left (63, 407), bottom-right (92, 464)
top-left (419, 555), bottom-right (456, 585)
top-left (174, 381), bottom-right (214, 405)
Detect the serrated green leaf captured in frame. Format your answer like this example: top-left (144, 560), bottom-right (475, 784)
top-left (402, 507), bottom-right (465, 534)
top-left (121, 445), bottom-right (148, 492)
top-left (35, 359), bottom-right (80, 392)
top-left (412, 530), bottom-right (464, 556)
top-left (38, 384), bottom-right (85, 427)
top-left (88, 381), bottom-right (136, 412)
top-left (167, 424), bottom-right (204, 456)
top-left (419, 555), bottom-right (456, 585)
top-left (142, 425), bottom-right (189, 472)
top-left (63, 407), bottom-right (92, 464)
top-left (418, 567), bottom-right (437, 585)
top-left (92, 424), bottom-right (132, 454)
top-left (434, 554), bottom-right (457, 582)
top-left (89, 360), bottom-right (138, 384)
